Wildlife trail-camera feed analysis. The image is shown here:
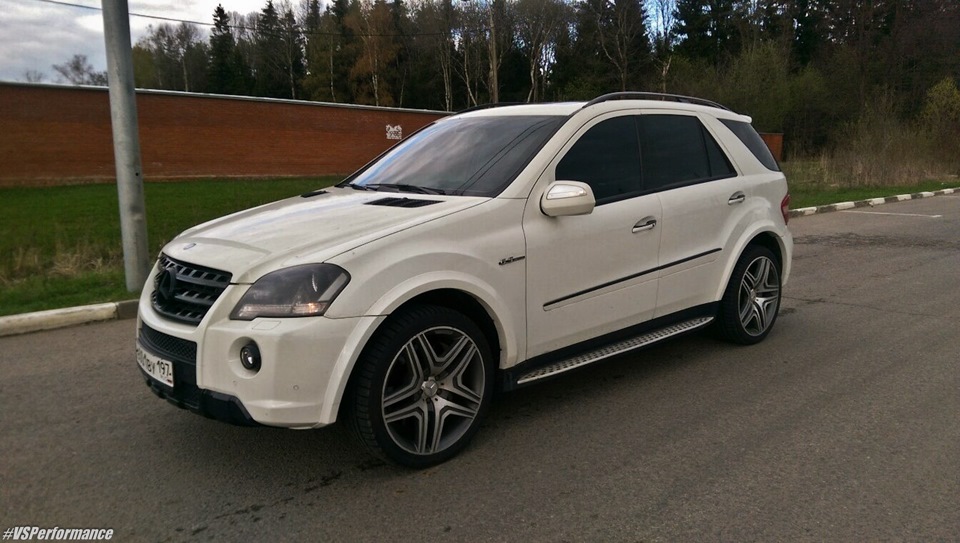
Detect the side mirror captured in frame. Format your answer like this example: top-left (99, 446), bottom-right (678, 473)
top-left (540, 181), bottom-right (596, 217)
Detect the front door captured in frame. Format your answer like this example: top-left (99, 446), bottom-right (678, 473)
top-left (523, 113), bottom-right (663, 358)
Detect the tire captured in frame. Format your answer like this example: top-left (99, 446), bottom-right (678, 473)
top-left (346, 304), bottom-right (494, 468)
top-left (717, 245), bottom-right (782, 345)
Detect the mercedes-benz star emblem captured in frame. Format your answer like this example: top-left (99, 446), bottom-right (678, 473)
top-left (156, 269), bottom-right (178, 304)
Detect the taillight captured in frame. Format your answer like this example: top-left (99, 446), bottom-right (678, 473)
top-left (781, 194), bottom-right (791, 225)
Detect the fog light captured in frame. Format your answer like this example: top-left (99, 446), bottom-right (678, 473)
top-left (240, 342), bottom-right (261, 372)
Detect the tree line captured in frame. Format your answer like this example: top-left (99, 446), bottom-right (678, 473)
top-left (48, 0), bottom-right (960, 161)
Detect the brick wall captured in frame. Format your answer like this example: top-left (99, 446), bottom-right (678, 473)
top-left (0, 83), bottom-right (446, 186)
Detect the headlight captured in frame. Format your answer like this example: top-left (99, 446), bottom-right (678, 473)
top-left (230, 264), bottom-right (350, 320)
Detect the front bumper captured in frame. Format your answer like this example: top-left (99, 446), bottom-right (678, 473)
top-left (137, 281), bottom-right (384, 428)
top-left (140, 367), bottom-right (259, 426)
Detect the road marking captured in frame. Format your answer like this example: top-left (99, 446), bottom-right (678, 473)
top-left (841, 210), bottom-right (943, 218)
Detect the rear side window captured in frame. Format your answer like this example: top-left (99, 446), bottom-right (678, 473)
top-left (720, 119), bottom-right (780, 171)
top-left (637, 115), bottom-right (736, 191)
top-left (556, 116), bottom-right (641, 202)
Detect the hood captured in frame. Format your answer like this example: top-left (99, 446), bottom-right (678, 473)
top-left (161, 186), bottom-right (486, 283)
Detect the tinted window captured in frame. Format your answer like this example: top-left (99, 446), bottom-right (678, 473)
top-left (638, 115), bottom-right (712, 190)
top-left (705, 127), bottom-right (736, 178)
top-left (348, 115), bottom-right (564, 197)
top-left (556, 116), bottom-right (641, 202)
top-left (720, 119), bottom-right (780, 171)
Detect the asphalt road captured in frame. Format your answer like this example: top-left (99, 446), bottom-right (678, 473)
top-left (2, 196), bottom-right (958, 542)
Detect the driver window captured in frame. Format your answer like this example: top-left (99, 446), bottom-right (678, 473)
top-left (555, 116), bottom-right (641, 203)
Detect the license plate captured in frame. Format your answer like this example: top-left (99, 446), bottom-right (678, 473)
top-left (136, 343), bottom-right (174, 388)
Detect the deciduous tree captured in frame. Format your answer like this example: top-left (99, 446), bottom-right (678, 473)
top-left (52, 54), bottom-right (108, 86)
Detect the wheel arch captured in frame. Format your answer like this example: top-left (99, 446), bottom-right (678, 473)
top-left (330, 285), bottom-right (510, 424)
top-left (391, 289), bottom-right (503, 370)
top-left (750, 231), bottom-right (784, 267)
top-left (715, 226), bottom-right (788, 301)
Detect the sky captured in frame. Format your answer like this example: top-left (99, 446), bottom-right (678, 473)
top-left (1, 0), bottom-right (269, 82)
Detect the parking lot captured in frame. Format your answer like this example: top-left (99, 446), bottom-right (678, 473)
top-left (1, 195), bottom-right (957, 542)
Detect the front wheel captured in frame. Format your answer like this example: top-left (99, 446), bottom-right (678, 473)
top-left (346, 305), bottom-right (494, 468)
top-left (717, 245), bottom-right (782, 345)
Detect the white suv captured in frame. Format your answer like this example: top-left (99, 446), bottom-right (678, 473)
top-left (136, 92), bottom-right (792, 467)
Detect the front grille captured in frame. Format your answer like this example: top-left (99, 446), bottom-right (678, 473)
top-left (139, 323), bottom-right (197, 364)
top-left (151, 254), bottom-right (232, 325)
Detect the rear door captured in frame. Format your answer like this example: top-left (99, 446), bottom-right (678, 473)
top-left (634, 111), bottom-right (743, 317)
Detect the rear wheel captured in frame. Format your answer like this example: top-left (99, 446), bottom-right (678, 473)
top-left (347, 305), bottom-right (493, 468)
top-left (717, 245), bottom-right (782, 345)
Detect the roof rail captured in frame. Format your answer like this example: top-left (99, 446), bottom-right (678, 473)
top-left (582, 92), bottom-right (731, 111)
top-left (456, 102), bottom-right (523, 115)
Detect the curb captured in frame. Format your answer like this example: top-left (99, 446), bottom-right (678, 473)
top-left (2, 187), bottom-right (958, 338)
top-left (788, 187), bottom-right (958, 218)
top-left (0, 300), bottom-right (138, 338)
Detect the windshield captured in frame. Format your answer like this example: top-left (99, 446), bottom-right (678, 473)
top-left (344, 115), bottom-right (564, 197)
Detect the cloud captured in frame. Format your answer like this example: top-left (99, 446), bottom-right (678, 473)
top-left (0, 0), bottom-right (268, 83)
top-left (1, 0), bottom-right (104, 81)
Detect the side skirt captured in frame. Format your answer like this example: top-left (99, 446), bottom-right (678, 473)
top-left (502, 303), bottom-right (718, 391)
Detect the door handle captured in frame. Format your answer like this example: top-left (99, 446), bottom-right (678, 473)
top-left (728, 192), bottom-right (746, 205)
top-left (632, 218), bottom-right (657, 233)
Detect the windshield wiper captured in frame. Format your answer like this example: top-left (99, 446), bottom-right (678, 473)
top-left (343, 182), bottom-right (374, 191)
top-left (366, 183), bottom-right (446, 195)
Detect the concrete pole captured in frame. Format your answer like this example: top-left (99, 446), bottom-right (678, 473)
top-left (486, 0), bottom-right (498, 103)
top-left (102, 0), bottom-right (150, 292)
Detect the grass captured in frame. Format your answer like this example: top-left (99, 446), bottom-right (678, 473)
top-left (0, 177), bottom-right (339, 316)
top-left (1, 171), bottom-right (958, 317)
top-left (782, 165), bottom-right (958, 208)
top-left (0, 270), bottom-right (130, 315)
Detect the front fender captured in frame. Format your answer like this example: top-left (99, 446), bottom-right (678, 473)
top-left (365, 272), bottom-right (520, 368)
top-left (317, 271), bottom-right (523, 426)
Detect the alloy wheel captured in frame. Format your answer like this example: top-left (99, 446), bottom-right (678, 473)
top-left (380, 326), bottom-right (486, 456)
top-left (738, 255), bottom-right (781, 336)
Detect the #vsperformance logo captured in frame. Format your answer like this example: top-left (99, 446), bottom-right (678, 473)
top-left (3, 527), bottom-right (113, 541)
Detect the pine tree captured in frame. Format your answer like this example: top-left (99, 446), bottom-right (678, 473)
top-left (208, 5), bottom-right (246, 94)
top-left (673, 0), bottom-right (741, 67)
top-left (388, 0), bottom-right (411, 106)
top-left (327, 0), bottom-right (360, 102)
top-left (790, 0), bottom-right (827, 66)
top-left (253, 1), bottom-right (288, 97)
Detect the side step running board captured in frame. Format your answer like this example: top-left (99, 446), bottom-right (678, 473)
top-left (515, 317), bottom-right (714, 385)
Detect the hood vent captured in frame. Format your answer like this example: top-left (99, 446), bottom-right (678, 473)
top-left (300, 189), bottom-right (328, 198)
top-left (366, 197), bottom-right (441, 208)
